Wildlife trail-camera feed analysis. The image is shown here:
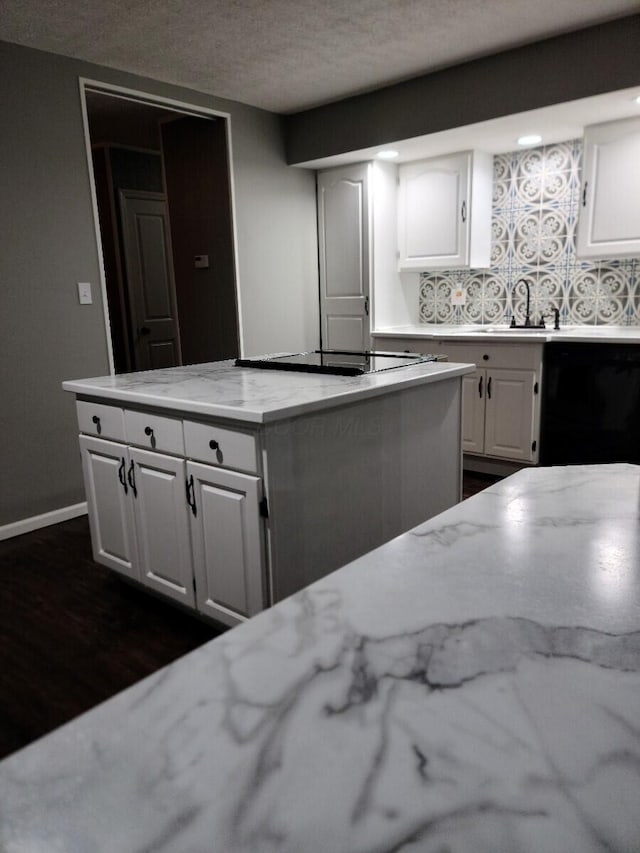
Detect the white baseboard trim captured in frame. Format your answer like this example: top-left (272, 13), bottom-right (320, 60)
top-left (0, 503), bottom-right (88, 542)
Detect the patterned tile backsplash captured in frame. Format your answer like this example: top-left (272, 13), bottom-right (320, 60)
top-left (418, 140), bottom-right (640, 326)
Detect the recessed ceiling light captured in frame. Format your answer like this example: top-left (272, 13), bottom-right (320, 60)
top-left (377, 149), bottom-right (399, 159)
top-left (517, 134), bottom-right (542, 146)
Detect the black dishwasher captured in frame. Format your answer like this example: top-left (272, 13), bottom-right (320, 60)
top-left (540, 342), bottom-right (640, 465)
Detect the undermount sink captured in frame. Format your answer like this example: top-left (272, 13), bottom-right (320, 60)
top-left (478, 326), bottom-right (551, 333)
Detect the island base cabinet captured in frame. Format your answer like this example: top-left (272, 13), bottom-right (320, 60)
top-left (461, 371), bottom-right (485, 454)
top-left (79, 436), bottom-right (138, 581)
top-left (129, 448), bottom-right (195, 608)
top-left (188, 462), bottom-right (265, 627)
top-left (79, 434), bottom-right (265, 627)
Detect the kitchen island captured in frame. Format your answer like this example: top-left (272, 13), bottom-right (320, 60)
top-left (63, 357), bottom-right (472, 626)
top-left (1, 463), bottom-right (638, 851)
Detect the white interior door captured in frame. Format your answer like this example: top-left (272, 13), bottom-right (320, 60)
top-left (317, 164), bottom-right (370, 351)
top-left (120, 190), bottom-right (182, 370)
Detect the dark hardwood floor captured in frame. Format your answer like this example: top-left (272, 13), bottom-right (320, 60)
top-left (0, 516), bottom-right (223, 761)
top-left (461, 470), bottom-right (502, 500)
top-left (0, 471), bottom-right (500, 761)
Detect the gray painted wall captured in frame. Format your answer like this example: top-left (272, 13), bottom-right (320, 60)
top-left (0, 40), bottom-right (318, 528)
top-left (285, 15), bottom-right (640, 164)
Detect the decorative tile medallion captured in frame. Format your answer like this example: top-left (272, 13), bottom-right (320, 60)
top-left (419, 140), bottom-right (640, 326)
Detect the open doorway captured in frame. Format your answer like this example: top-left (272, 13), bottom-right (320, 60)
top-left (83, 87), bottom-right (240, 373)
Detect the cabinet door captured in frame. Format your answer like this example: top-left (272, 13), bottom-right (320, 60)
top-left (398, 153), bottom-right (470, 269)
top-left (317, 164), bottom-right (371, 351)
top-left (576, 117), bottom-right (640, 258)
top-left (461, 369), bottom-right (486, 454)
top-left (128, 448), bottom-right (195, 607)
top-left (188, 461), bottom-right (265, 627)
top-left (484, 369), bottom-right (536, 462)
top-left (79, 435), bottom-right (138, 580)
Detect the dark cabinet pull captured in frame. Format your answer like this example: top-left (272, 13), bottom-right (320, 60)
top-left (144, 426), bottom-right (156, 448)
top-left (478, 375), bottom-right (483, 398)
top-left (209, 439), bottom-right (219, 451)
top-left (487, 376), bottom-right (492, 399)
top-left (186, 474), bottom-right (197, 517)
top-left (127, 460), bottom-right (137, 498)
top-left (92, 415), bottom-right (102, 435)
top-left (582, 181), bottom-right (588, 207)
top-left (461, 200), bottom-right (466, 223)
top-left (118, 458), bottom-right (128, 494)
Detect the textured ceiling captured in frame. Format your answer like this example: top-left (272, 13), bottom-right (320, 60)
top-left (0, 0), bottom-right (637, 113)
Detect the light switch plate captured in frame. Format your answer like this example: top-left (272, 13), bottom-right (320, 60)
top-left (451, 287), bottom-right (466, 305)
top-left (77, 282), bottom-right (92, 305)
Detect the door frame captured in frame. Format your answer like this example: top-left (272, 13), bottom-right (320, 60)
top-left (78, 77), bottom-right (243, 374)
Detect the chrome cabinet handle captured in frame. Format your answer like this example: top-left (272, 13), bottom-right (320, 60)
top-left (461, 200), bottom-right (467, 223)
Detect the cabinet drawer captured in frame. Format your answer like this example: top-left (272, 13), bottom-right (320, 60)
top-left (436, 341), bottom-right (542, 370)
top-left (184, 421), bottom-right (258, 473)
top-left (124, 410), bottom-right (184, 455)
top-left (77, 400), bottom-right (125, 441)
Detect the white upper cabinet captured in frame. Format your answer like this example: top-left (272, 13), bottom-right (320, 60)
top-left (576, 116), bottom-right (640, 259)
top-left (398, 150), bottom-right (492, 270)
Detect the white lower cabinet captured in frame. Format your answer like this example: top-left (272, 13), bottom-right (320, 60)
top-left (373, 337), bottom-right (542, 464)
top-left (438, 342), bottom-right (541, 463)
top-left (129, 447), bottom-right (195, 608)
top-left (472, 368), bottom-right (537, 461)
top-left (80, 435), bottom-right (137, 581)
top-left (78, 421), bottom-right (266, 628)
top-left (188, 462), bottom-right (264, 623)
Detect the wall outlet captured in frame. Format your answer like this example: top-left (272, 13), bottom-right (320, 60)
top-left (451, 288), bottom-right (466, 305)
top-left (77, 282), bottom-right (92, 305)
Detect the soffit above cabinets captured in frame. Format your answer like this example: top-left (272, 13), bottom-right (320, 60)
top-left (295, 86), bottom-right (640, 169)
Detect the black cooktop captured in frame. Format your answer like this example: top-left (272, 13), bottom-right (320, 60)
top-left (235, 350), bottom-right (438, 376)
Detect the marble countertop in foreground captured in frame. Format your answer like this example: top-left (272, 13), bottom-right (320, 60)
top-left (62, 357), bottom-right (473, 423)
top-left (1, 464), bottom-right (639, 852)
top-left (373, 323), bottom-right (640, 344)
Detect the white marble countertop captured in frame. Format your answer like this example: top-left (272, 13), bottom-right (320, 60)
top-left (373, 323), bottom-right (640, 344)
top-left (2, 463), bottom-right (639, 852)
top-left (62, 358), bottom-right (474, 423)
